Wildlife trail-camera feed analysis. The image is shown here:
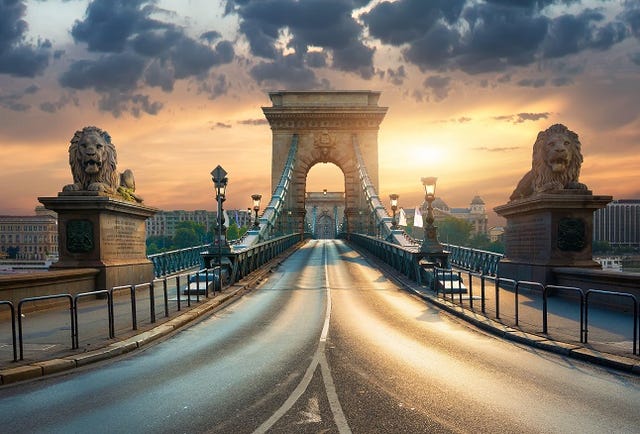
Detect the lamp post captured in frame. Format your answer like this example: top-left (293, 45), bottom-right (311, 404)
top-left (389, 194), bottom-right (399, 229)
top-left (420, 177), bottom-right (442, 254)
top-left (211, 165), bottom-right (229, 287)
top-left (251, 194), bottom-right (262, 229)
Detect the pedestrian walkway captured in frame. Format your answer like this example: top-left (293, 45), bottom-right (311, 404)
top-left (356, 248), bottom-right (640, 374)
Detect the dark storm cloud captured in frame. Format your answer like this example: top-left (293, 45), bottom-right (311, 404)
top-left (200, 30), bottom-right (222, 43)
top-left (250, 54), bottom-right (325, 88)
top-left (542, 10), bottom-right (627, 58)
top-left (362, 0), bottom-right (465, 46)
top-left (225, 0), bottom-right (375, 83)
top-left (59, 0), bottom-right (235, 117)
top-left (60, 53), bottom-right (147, 92)
top-left (0, 1), bottom-right (51, 77)
top-left (305, 51), bottom-right (327, 68)
top-left (363, 0), bottom-right (632, 77)
top-left (620, 5), bottom-right (640, 38)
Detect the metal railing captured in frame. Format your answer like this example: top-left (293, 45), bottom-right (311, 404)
top-left (428, 267), bottom-right (639, 356)
top-left (3, 266), bottom-right (224, 362)
top-left (442, 243), bottom-right (503, 276)
top-left (348, 237), bottom-right (639, 357)
top-left (148, 244), bottom-right (211, 278)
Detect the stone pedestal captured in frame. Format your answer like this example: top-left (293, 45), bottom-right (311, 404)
top-left (494, 191), bottom-right (611, 284)
top-left (38, 192), bottom-right (158, 289)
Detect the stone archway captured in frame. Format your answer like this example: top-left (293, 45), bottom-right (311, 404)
top-left (262, 91), bottom-right (387, 234)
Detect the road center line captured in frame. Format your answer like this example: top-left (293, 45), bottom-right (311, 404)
top-left (253, 241), bottom-right (351, 434)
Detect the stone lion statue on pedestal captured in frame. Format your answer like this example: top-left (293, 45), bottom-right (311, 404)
top-left (62, 126), bottom-right (143, 203)
top-left (509, 124), bottom-right (588, 201)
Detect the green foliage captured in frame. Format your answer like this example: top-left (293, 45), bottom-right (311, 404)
top-left (437, 217), bottom-right (472, 245)
top-left (146, 235), bottom-right (173, 254)
top-left (173, 227), bottom-right (199, 249)
top-left (227, 221), bottom-right (240, 240)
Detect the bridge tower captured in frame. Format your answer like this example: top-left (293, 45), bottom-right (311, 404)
top-left (262, 91), bottom-right (387, 235)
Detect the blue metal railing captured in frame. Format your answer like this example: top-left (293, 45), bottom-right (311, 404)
top-left (148, 244), bottom-right (210, 278)
top-left (442, 243), bottom-right (503, 276)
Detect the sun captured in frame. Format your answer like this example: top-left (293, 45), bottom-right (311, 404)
top-left (417, 146), bottom-right (447, 166)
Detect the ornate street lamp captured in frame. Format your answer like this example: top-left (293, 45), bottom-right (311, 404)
top-left (251, 194), bottom-right (262, 229)
top-left (389, 194), bottom-right (399, 229)
top-left (211, 165), bottom-right (229, 286)
top-left (420, 177), bottom-right (442, 254)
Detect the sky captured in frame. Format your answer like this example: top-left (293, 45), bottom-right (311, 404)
top-left (0, 0), bottom-right (639, 227)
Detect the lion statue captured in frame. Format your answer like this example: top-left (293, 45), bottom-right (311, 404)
top-left (509, 124), bottom-right (588, 201)
top-left (62, 126), bottom-right (143, 203)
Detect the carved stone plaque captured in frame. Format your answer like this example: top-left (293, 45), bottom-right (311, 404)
top-left (557, 217), bottom-right (586, 251)
top-left (67, 219), bottom-right (94, 253)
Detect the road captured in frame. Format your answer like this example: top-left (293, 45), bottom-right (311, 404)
top-left (0, 240), bottom-right (638, 433)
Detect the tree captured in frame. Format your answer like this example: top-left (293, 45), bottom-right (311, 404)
top-left (173, 228), bottom-right (199, 249)
top-left (437, 217), bottom-right (472, 245)
top-left (227, 221), bottom-right (240, 241)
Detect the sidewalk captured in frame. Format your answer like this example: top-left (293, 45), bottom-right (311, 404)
top-left (358, 249), bottom-right (640, 375)
top-left (0, 245), bottom-right (294, 386)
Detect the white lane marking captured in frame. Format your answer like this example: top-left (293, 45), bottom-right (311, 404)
top-left (253, 240), bottom-right (351, 434)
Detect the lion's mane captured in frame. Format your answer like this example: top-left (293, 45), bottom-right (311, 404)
top-left (67, 126), bottom-right (119, 192)
top-left (509, 124), bottom-right (587, 201)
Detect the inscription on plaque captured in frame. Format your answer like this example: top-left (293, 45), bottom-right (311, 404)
top-left (102, 215), bottom-right (146, 259)
top-left (557, 217), bottom-right (586, 251)
top-left (67, 219), bottom-right (94, 253)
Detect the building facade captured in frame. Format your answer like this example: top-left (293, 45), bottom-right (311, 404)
top-left (304, 191), bottom-right (346, 239)
top-left (146, 209), bottom-right (253, 238)
top-left (0, 207), bottom-right (58, 260)
top-left (593, 199), bottom-right (640, 248)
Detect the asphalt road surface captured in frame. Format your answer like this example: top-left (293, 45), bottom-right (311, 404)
top-left (1, 240), bottom-right (639, 433)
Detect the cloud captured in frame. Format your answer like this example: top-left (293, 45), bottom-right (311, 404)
top-left (198, 74), bottom-right (230, 100)
top-left (237, 118), bottom-right (269, 126)
top-left (58, 0), bottom-right (235, 116)
top-left (211, 122), bottom-right (232, 129)
top-left (385, 65), bottom-right (407, 86)
top-left (0, 1), bottom-right (52, 77)
top-left (542, 9), bottom-right (628, 59)
top-left (423, 75), bottom-right (451, 101)
top-left (39, 93), bottom-right (79, 113)
top-left (472, 146), bottom-right (521, 152)
top-left (96, 91), bottom-right (163, 118)
top-left (226, 0), bottom-right (375, 82)
top-left (362, 0), bottom-right (632, 75)
top-left (493, 112), bottom-right (550, 123)
top-left (517, 78), bottom-right (547, 88)
top-left (250, 54), bottom-right (326, 88)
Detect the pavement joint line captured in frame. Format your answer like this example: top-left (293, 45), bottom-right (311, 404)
top-left (350, 243), bottom-right (640, 376)
top-left (0, 241), bottom-right (305, 386)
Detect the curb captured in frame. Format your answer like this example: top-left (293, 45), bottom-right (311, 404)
top-left (0, 241), bottom-right (303, 386)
